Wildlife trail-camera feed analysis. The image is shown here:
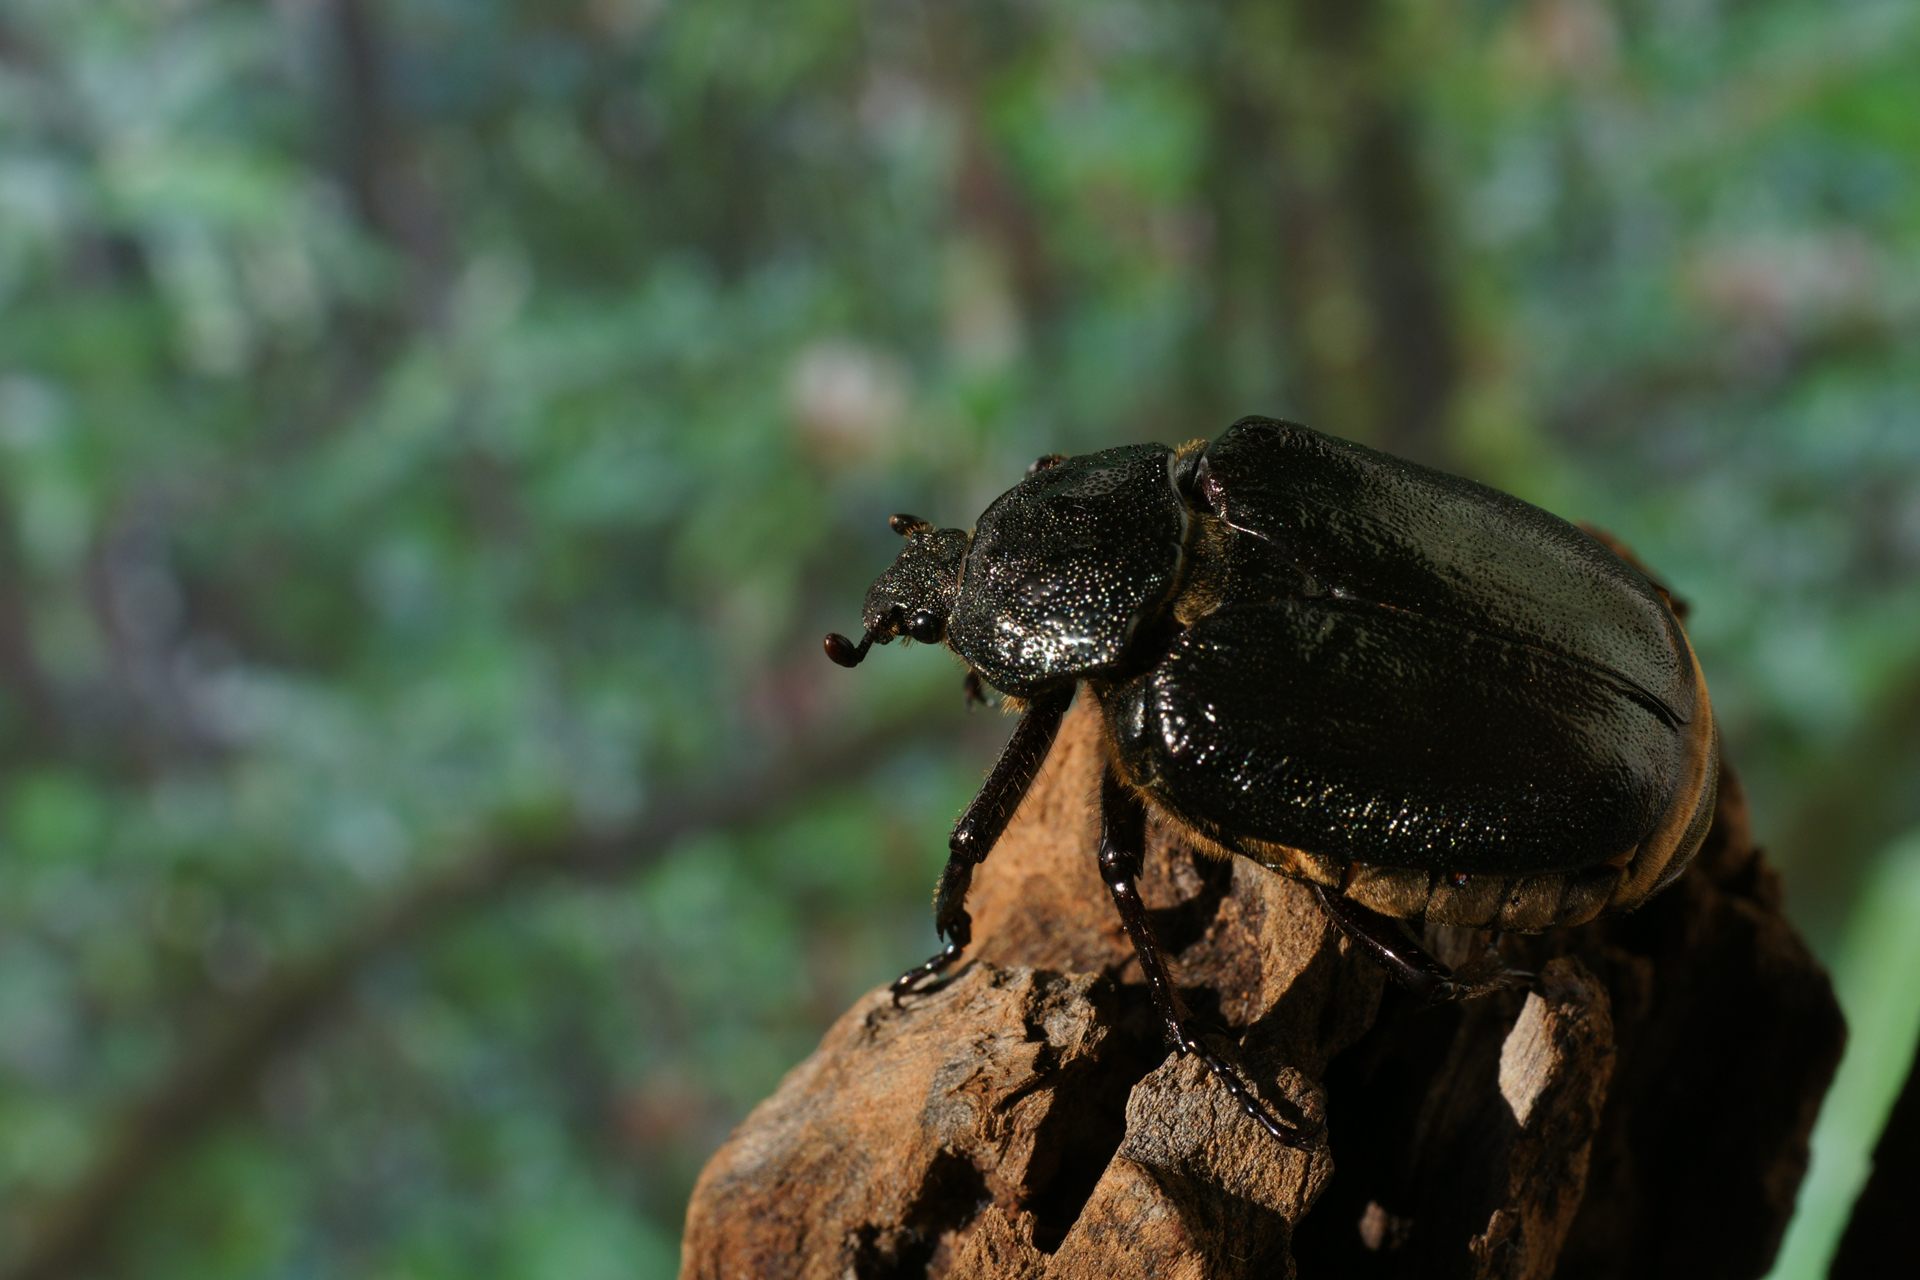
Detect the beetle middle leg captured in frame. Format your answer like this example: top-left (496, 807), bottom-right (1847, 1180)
top-left (1099, 768), bottom-right (1310, 1148)
top-left (1311, 884), bottom-right (1530, 1003)
top-left (891, 687), bottom-right (1074, 1003)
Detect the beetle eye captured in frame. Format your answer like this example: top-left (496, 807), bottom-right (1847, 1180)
top-left (1026, 453), bottom-right (1066, 476)
top-left (906, 610), bottom-right (944, 644)
top-left (889, 513), bottom-right (930, 536)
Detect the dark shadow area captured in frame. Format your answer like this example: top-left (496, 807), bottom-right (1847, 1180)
top-left (1145, 843), bottom-right (1237, 954)
top-left (1290, 987), bottom-right (1465, 1275)
top-left (852, 1152), bottom-right (990, 1280)
top-left (1025, 979), bottom-right (1169, 1253)
top-left (1379, 996), bottom-right (1526, 1278)
top-left (1555, 774), bottom-right (1846, 1280)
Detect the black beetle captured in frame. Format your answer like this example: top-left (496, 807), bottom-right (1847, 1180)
top-left (825, 417), bottom-right (1717, 1145)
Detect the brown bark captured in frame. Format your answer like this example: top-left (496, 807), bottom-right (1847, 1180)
top-left (683, 698), bottom-right (1844, 1279)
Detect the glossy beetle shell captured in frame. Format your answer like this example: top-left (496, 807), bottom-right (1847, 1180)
top-left (947, 445), bottom-right (1186, 694)
top-left (862, 418), bottom-right (1717, 930)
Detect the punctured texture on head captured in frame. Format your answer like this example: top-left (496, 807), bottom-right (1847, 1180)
top-left (946, 444), bottom-right (1184, 697)
top-left (863, 526), bottom-right (971, 639)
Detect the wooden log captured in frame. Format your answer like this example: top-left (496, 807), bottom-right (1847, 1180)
top-left (682, 697), bottom-right (1844, 1278)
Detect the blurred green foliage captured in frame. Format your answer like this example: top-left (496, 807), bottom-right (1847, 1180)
top-left (0, 0), bottom-right (1914, 1276)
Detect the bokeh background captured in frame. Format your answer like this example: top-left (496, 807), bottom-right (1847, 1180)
top-left (0, 1), bottom-right (1916, 1276)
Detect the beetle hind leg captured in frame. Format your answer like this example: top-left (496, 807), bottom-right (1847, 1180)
top-left (1098, 769), bottom-right (1313, 1149)
top-left (1311, 884), bottom-right (1531, 1003)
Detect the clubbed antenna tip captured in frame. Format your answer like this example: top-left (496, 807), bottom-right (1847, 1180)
top-left (824, 630), bottom-right (874, 668)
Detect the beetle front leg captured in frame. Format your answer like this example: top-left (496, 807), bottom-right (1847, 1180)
top-left (891, 687), bottom-right (1073, 1004)
top-left (1098, 768), bottom-right (1311, 1149)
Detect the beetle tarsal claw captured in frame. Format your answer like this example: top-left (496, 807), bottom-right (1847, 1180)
top-left (1186, 1034), bottom-right (1317, 1149)
top-left (888, 942), bottom-right (965, 1005)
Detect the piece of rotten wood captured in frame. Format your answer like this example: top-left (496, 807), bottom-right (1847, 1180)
top-left (1471, 960), bottom-right (1615, 1279)
top-left (1550, 762), bottom-right (1847, 1280)
top-left (683, 695), bottom-right (1843, 1279)
top-left (1291, 770), bottom-right (1845, 1279)
top-left (684, 697), bottom-right (1381, 1279)
top-left (680, 964), bottom-right (1111, 1280)
top-left (1311, 956), bottom-right (1615, 1280)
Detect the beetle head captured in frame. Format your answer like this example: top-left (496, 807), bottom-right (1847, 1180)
top-left (823, 515), bottom-right (970, 667)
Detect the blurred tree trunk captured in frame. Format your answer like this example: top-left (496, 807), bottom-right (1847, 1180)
top-left (0, 498), bottom-right (60, 764)
top-left (1199, 0), bottom-right (1459, 467)
top-left (682, 698), bottom-right (1843, 1279)
top-left (329, 0), bottom-right (451, 324)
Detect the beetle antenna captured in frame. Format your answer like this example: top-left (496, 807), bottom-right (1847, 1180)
top-left (823, 629), bottom-right (875, 668)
